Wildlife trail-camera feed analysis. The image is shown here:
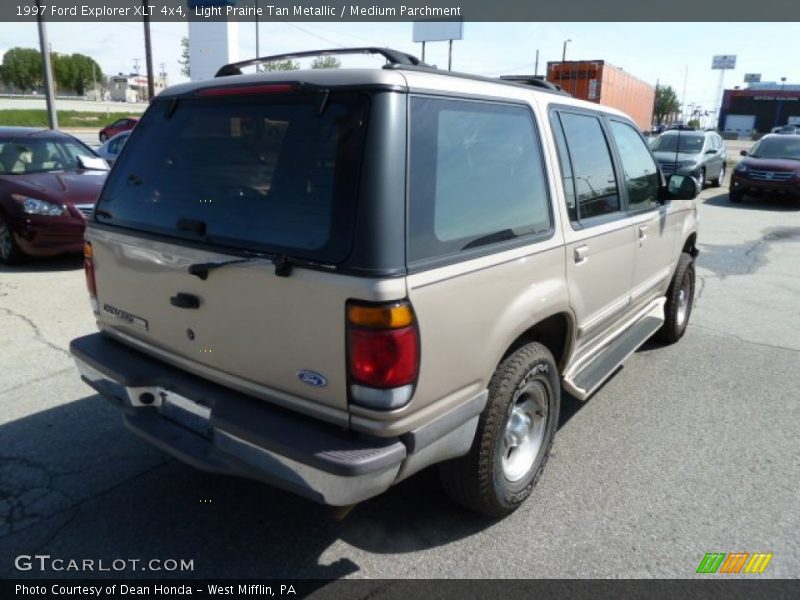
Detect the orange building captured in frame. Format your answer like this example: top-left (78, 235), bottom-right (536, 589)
top-left (547, 60), bottom-right (655, 131)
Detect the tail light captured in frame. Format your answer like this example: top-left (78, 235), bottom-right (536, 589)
top-left (83, 241), bottom-right (98, 313)
top-left (347, 300), bottom-right (420, 410)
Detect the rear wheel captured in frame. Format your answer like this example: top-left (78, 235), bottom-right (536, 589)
top-left (439, 342), bottom-right (560, 517)
top-left (656, 253), bottom-right (695, 344)
top-left (0, 215), bottom-right (25, 265)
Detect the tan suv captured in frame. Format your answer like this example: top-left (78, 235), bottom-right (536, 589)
top-left (70, 48), bottom-right (699, 517)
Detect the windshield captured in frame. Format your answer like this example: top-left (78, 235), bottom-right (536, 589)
top-left (750, 137), bottom-right (800, 160)
top-left (96, 92), bottom-right (369, 263)
top-left (650, 134), bottom-right (705, 154)
top-left (0, 136), bottom-right (97, 175)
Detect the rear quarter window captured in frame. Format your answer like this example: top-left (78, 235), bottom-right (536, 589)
top-left (408, 96), bottom-right (552, 264)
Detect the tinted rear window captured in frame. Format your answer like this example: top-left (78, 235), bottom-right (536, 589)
top-left (96, 92), bottom-right (368, 262)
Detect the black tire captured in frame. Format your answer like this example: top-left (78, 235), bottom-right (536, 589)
top-left (729, 189), bottom-right (743, 203)
top-left (439, 342), bottom-right (560, 518)
top-left (656, 253), bottom-right (695, 344)
top-left (712, 163), bottom-right (726, 187)
top-left (0, 215), bottom-right (25, 265)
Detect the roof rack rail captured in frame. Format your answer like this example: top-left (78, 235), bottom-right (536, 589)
top-left (499, 75), bottom-right (569, 95)
top-left (216, 47), bottom-right (429, 77)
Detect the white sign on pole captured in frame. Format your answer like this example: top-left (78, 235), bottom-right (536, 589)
top-left (743, 73), bottom-right (761, 83)
top-left (711, 55), bottom-right (737, 70)
top-left (413, 21), bottom-right (464, 43)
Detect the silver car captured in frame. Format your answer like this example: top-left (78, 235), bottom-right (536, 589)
top-left (650, 130), bottom-right (727, 188)
top-left (95, 130), bottom-right (131, 165)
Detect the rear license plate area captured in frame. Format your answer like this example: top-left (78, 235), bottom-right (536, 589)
top-left (160, 390), bottom-right (213, 439)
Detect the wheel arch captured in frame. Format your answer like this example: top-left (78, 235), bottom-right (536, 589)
top-left (500, 312), bottom-right (574, 374)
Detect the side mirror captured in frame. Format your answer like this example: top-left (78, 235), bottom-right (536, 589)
top-left (667, 174), bottom-right (699, 200)
top-left (740, 149), bottom-right (748, 157)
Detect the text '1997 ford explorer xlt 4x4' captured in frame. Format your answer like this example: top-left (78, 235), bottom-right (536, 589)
top-left (70, 48), bottom-right (699, 517)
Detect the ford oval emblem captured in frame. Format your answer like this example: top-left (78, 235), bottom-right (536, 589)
top-left (297, 370), bottom-right (328, 388)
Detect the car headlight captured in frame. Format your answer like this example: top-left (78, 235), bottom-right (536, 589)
top-left (12, 194), bottom-right (68, 216)
top-left (735, 163), bottom-right (748, 173)
top-left (677, 160), bottom-right (697, 168)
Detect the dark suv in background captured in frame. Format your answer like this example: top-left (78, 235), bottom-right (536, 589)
top-left (650, 129), bottom-right (727, 188)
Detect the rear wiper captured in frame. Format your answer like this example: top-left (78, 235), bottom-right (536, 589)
top-left (188, 252), bottom-right (294, 279)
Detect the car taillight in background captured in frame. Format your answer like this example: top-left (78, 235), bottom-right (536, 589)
top-left (347, 300), bottom-right (420, 410)
top-left (84, 241), bottom-right (98, 313)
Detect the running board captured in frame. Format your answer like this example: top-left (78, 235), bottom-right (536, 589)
top-left (563, 303), bottom-right (664, 400)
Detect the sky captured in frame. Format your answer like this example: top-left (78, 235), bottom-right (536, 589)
top-left (1, 21), bottom-right (798, 120)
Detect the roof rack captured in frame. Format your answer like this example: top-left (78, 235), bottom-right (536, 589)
top-left (215, 47), bottom-right (429, 77)
top-left (214, 46), bottom-right (572, 99)
top-left (499, 75), bottom-right (568, 95)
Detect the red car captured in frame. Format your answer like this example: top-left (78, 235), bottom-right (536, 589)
top-left (0, 127), bottom-right (108, 264)
top-left (98, 116), bottom-right (138, 142)
top-left (730, 134), bottom-right (800, 203)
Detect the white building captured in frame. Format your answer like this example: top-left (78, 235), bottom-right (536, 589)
top-left (108, 73), bottom-right (168, 103)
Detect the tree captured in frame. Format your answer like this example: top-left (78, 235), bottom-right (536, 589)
top-left (311, 56), bottom-right (341, 70)
top-left (262, 59), bottom-right (300, 71)
top-left (654, 84), bottom-right (681, 125)
top-left (1, 47), bottom-right (42, 92)
top-left (179, 36), bottom-right (190, 78)
top-left (687, 118), bottom-right (701, 130)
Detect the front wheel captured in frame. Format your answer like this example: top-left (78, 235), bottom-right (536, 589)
top-left (729, 189), bottom-right (743, 203)
top-left (0, 215), bottom-right (25, 265)
top-left (656, 253), bottom-right (695, 344)
top-left (439, 342), bottom-right (560, 517)
top-left (712, 163), bottom-right (726, 187)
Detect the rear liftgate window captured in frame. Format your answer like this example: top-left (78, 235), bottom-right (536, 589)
top-left (95, 92), bottom-right (368, 263)
top-left (408, 96), bottom-right (552, 264)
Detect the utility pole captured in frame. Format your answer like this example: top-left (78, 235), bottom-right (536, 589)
top-left (143, 0), bottom-right (156, 100)
top-left (448, 39), bottom-right (453, 71)
top-left (562, 39), bottom-right (571, 63)
top-left (255, 0), bottom-right (260, 71)
top-left (35, 0), bottom-right (57, 129)
top-left (534, 49), bottom-right (539, 76)
top-left (133, 58), bottom-right (140, 76)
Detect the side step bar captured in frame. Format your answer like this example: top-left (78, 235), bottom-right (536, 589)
top-left (563, 299), bottom-right (665, 400)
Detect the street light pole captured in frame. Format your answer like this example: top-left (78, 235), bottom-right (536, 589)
top-left (562, 38), bottom-right (571, 63)
top-left (35, 0), bottom-right (57, 129)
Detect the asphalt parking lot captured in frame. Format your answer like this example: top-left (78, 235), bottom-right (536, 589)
top-left (0, 182), bottom-right (798, 581)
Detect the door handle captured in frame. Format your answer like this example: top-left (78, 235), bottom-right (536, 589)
top-left (638, 226), bottom-right (648, 241)
top-left (170, 293), bottom-right (200, 309)
top-left (574, 245), bottom-right (588, 264)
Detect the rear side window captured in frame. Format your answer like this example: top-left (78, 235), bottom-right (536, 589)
top-left (408, 97), bottom-right (551, 263)
top-left (553, 111), bottom-right (620, 221)
top-left (96, 92), bottom-right (368, 263)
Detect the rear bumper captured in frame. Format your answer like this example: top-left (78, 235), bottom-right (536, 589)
top-left (70, 333), bottom-right (485, 505)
